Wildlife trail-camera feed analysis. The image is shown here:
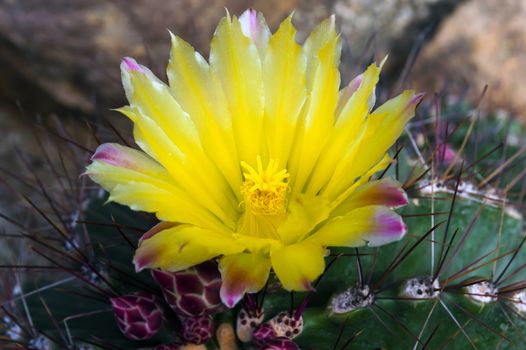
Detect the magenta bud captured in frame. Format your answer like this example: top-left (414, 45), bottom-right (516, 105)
top-left (110, 291), bottom-right (164, 340)
top-left (181, 315), bottom-right (214, 345)
top-left (151, 261), bottom-right (223, 317)
top-left (437, 143), bottom-right (457, 164)
top-left (253, 323), bottom-right (277, 347)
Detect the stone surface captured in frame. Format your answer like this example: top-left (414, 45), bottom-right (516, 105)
top-left (0, 0), bottom-right (299, 115)
top-left (0, 0), bottom-right (462, 117)
top-left (293, 0), bottom-right (463, 84)
top-left (410, 0), bottom-right (526, 120)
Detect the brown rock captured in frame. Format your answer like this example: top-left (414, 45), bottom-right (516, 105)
top-left (293, 0), bottom-right (463, 83)
top-left (410, 0), bottom-right (526, 120)
top-left (0, 0), bottom-right (298, 115)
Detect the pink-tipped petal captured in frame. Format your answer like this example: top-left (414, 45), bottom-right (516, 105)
top-left (239, 8), bottom-right (271, 52)
top-left (335, 73), bottom-right (364, 116)
top-left (349, 73), bottom-right (364, 93)
top-left (366, 209), bottom-right (407, 247)
top-left (239, 9), bottom-right (258, 37)
top-left (309, 206), bottom-right (407, 248)
top-left (139, 222), bottom-right (178, 245)
top-left (91, 143), bottom-right (143, 170)
top-left (408, 92), bottom-right (425, 108)
top-left (333, 179), bottom-right (408, 216)
top-left (122, 57), bottom-right (143, 72)
top-left (133, 225), bottom-right (245, 273)
top-left (219, 253), bottom-right (271, 308)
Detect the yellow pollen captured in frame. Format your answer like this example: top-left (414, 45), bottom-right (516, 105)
top-left (240, 156), bottom-right (289, 216)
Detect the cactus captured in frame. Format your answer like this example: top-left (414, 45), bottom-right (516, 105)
top-left (1, 10), bottom-right (526, 350)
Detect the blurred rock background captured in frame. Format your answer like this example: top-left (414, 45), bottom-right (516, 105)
top-left (0, 0), bottom-right (465, 117)
top-left (1, 0), bottom-right (526, 262)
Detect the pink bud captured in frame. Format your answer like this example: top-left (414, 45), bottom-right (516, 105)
top-left (181, 315), bottom-right (214, 345)
top-left (437, 143), bottom-right (457, 164)
top-left (253, 323), bottom-right (277, 347)
top-left (151, 261), bottom-right (223, 317)
top-left (110, 291), bottom-right (164, 340)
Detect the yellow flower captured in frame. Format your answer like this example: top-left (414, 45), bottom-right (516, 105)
top-left (86, 9), bottom-right (422, 308)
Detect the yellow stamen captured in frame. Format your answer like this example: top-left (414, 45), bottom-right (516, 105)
top-left (241, 156), bottom-right (289, 216)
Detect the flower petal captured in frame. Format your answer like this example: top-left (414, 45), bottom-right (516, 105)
top-left (288, 16), bottom-right (341, 195)
top-left (88, 143), bottom-right (171, 186)
top-left (239, 9), bottom-right (271, 57)
top-left (335, 73), bottom-right (363, 117)
top-left (271, 241), bottom-right (326, 291)
top-left (332, 179), bottom-right (408, 216)
top-left (120, 59), bottom-right (239, 228)
top-left (86, 144), bottom-right (226, 231)
top-left (219, 253), bottom-right (271, 308)
top-left (277, 193), bottom-right (332, 245)
top-left (263, 14), bottom-right (306, 169)
top-left (326, 90), bottom-right (423, 198)
top-left (306, 62), bottom-right (381, 195)
top-left (309, 205), bottom-right (407, 248)
top-left (210, 14), bottom-right (264, 167)
top-left (133, 225), bottom-right (244, 272)
top-left (167, 34), bottom-right (242, 198)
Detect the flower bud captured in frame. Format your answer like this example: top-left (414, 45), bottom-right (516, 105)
top-left (181, 315), bottom-right (214, 345)
top-left (110, 291), bottom-right (164, 340)
top-left (253, 323), bottom-right (277, 347)
top-left (151, 261), bottom-right (222, 317)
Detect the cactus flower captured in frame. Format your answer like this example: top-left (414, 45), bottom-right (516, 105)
top-left (110, 292), bottom-right (164, 340)
top-left (151, 260), bottom-right (223, 317)
top-left (87, 9), bottom-right (420, 308)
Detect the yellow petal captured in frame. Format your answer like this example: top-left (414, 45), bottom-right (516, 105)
top-left (308, 205), bottom-right (406, 247)
top-left (271, 241), bottom-right (326, 291)
top-left (219, 253), bottom-right (271, 308)
top-left (278, 193), bottom-right (332, 245)
top-left (167, 34), bottom-right (242, 198)
top-left (302, 16), bottom-right (339, 90)
top-left (86, 144), bottom-right (226, 231)
top-left (133, 224), bottom-right (244, 272)
top-left (263, 15), bottom-right (306, 169)
top-left (118, 59), bottom-right (242, 228)
top-left (325, 90), bottom-right (423, 199)
top-left (288, 19), bottom-right (341, 195)
top-left (121, 58), bottom-right (201, 157)
top-left (210, 15), bottom-right (264, 167)
top-left (306, 63), bottom-right (381, 195)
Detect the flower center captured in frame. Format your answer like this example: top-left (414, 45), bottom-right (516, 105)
top-left (241, 156), bottom-right (289, 216)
